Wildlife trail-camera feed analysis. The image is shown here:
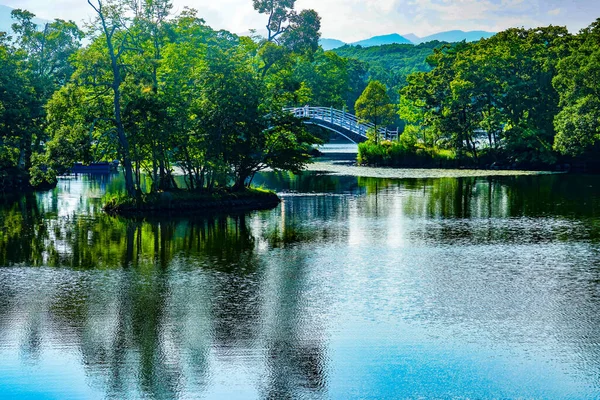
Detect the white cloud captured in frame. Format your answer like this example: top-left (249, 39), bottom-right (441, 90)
top-left (1, 0), bottom-right (599, 42)
top-left (548, 8), bottom-right (561, 16)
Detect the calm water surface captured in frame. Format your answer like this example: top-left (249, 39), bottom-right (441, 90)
top-left (1, 154), bottom-right (600, 399)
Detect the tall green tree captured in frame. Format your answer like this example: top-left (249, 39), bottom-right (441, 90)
top-left (553, 19), bottom-right (600, 157)
top-left (253, 0), bottom-right (320, 53)
top-left (400, 26), bottom-right (571, 165)
top-left (0, 33), bottom-right (31, 173)
top-left (355, 80), bottom-right (395, 143)
top-left (0, 10), bottom-right (82, 187)
top-left (86, 0), bottom-right (139, 197)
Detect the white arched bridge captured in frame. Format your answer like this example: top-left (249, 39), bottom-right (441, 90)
top-left (285, 106), bottom-right (398, 143)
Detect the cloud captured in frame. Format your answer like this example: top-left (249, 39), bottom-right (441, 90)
top-left (1, 0), bottom-right (599, 42)
top-left (548, 8), bottom-right (561, 16)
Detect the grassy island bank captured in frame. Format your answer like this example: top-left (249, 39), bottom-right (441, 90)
top-left (103, 188), bottom-right (281, 216)
top-left (356, 140), bottom-right (577, 172)
top-left (358, 141), bottom-right (458, 168)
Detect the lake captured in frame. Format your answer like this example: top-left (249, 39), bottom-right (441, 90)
top-left (1, 151), bottom-right (600, 399)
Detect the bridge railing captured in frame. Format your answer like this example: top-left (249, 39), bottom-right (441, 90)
top-left (284, 106), bottom-right (398, 141)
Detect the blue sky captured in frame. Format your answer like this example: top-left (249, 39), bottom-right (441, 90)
top-left (1, 0), bottom-right (599, 41)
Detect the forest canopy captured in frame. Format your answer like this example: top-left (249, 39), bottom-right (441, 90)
top-left (0, 0), bottom-right (356, 195)
top-left (378, 22), bottom-right (600, 169)
top-left (1, 0), bottom-right (600, 196)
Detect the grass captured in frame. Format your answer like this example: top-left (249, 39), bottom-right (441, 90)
top-left (357, 140), bottom-right (458, 168)
top-left (103, 187), bottom-right (281, 216)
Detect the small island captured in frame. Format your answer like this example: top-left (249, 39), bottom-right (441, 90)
top-left (103, 188), bottom-right (281, 216)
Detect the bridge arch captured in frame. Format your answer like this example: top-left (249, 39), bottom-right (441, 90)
top-left (305, 121), bottom-right (360, 144)
top-left (285, 106), bottom-right (398, 143)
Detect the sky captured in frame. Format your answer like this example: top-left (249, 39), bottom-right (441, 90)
top-left (1, 0), bottom-right (599, 42)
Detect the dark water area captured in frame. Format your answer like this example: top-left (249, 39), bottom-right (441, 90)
top-left (1, 164), bottom-right (600, 398)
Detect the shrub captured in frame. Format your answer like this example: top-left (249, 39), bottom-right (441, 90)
top-left (358, 140), bottom-right (458, 167)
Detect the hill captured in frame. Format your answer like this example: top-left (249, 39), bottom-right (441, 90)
top-left (332, 41), bottom-right (446, 99)
top-left (320, 34), bottom-right (413, 50)
top-left (401, 33), bottom-right (421, 44)
top-left (319, 38), bottom-right (346, 50)
top-left (351, 33), bottom-right (412, 47)
top-left (320, 30), bottom-right (496, 50)
top-left (404, 30), bottom-right (496, 44)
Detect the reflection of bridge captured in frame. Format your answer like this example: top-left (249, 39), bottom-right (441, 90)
top-left (285, 106), bottom-right (398, 143)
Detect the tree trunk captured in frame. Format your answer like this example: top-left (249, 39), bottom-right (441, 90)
top-left (111, 61), bottom-right (136, 197)
top-left (91, 0), bottom-right (136, 198)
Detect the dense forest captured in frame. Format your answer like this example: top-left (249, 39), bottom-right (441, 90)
top-left (333, 41), bottom-right (443, 100)
top-left (1, 0), bottom-right (600, 199)
top-left (359, 21), bottom-right (600, 170)
top-left (0, 0), bottom-right (366, 197)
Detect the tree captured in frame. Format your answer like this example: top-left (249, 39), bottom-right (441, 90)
top-left (280, 9), bottom-right (321, 55)
top-left (11, 10), bottom-right (84, 86)
top-left (354, 80), bottom-right (395, 143)
top-left (8, 10), bottom-right (83, 181)
top-left (253, 0), bottom-right (296, 42)
top-left (253, 0), bottom-right (320, 54)
top-left (0, 33), bottom-right (31, 172)
top-left (553, 19), bottom-right (600, 157)
top-left (399, 27), bottom-right (571, 165)
top-left (86, 0), bottom-right (139, 197)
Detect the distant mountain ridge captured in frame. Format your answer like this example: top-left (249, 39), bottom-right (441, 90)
top-left (351, 33), bottom-right (412, 47)
top-left (406, 30), bottom-right (496, 44)
top-left (319, 30), bottom-right (496, 50)
top-left (319, 38), bottom-right (346, 51)
top-left (0, 4), bottom-right (49, 35)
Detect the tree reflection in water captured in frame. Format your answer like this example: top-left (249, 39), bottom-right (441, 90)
top-left (0, 172), bottom-right (600, 398)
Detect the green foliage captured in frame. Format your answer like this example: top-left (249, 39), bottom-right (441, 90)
top-left (357, 140), bottom-right (456, 167)
top-left (253, 0), bottom-right (321, 54)
top-left (553, 19), bottom-right (600, 156)
top-left (355, 80), bottom-right (396, 143)
top-left (0, 10), bottom-right (82, 191)
top-left (399, 25), bottom-right (575, 167)
top-left (103, 187), bottom-right (280, 214)
top-left (28, 153), bottom-right (57, 187)
top-left (333, 42), bottom-right (442, 99)
top-left (292, 50), bottom-right (364, 109)
top-left (5, 1), bottom-right (600, 193)
top-left (2, 1), bottom-right (373, 197)
top-left (41, 2), bottom-right (323, 199)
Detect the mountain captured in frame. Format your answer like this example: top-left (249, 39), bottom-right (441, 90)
top-left (237, 28), bottom-right (268, 39)
top-left (0, 4), bottom-right (49, 35)
top-left (319, 38), bottom-right (346, 50)
top-left (351, 33), bottom-right (412, 47)
top-left (401, 33), bottom-right (421, 44)
top-left (404, 30), bottom-right (496, 44)
top-left (320, 30), bottom-right (496, 50)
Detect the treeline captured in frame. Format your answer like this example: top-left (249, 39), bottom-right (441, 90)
top-left (4, 1), bottom-right (600, 187)
top-left (391, 21), bottom-right (600, 169)
top-left (0, 11), bottom-right (83, 191)
top-left (0, 0), bottom-right (368, 196)
top-left (333, 41), bottom-right (443, 100)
